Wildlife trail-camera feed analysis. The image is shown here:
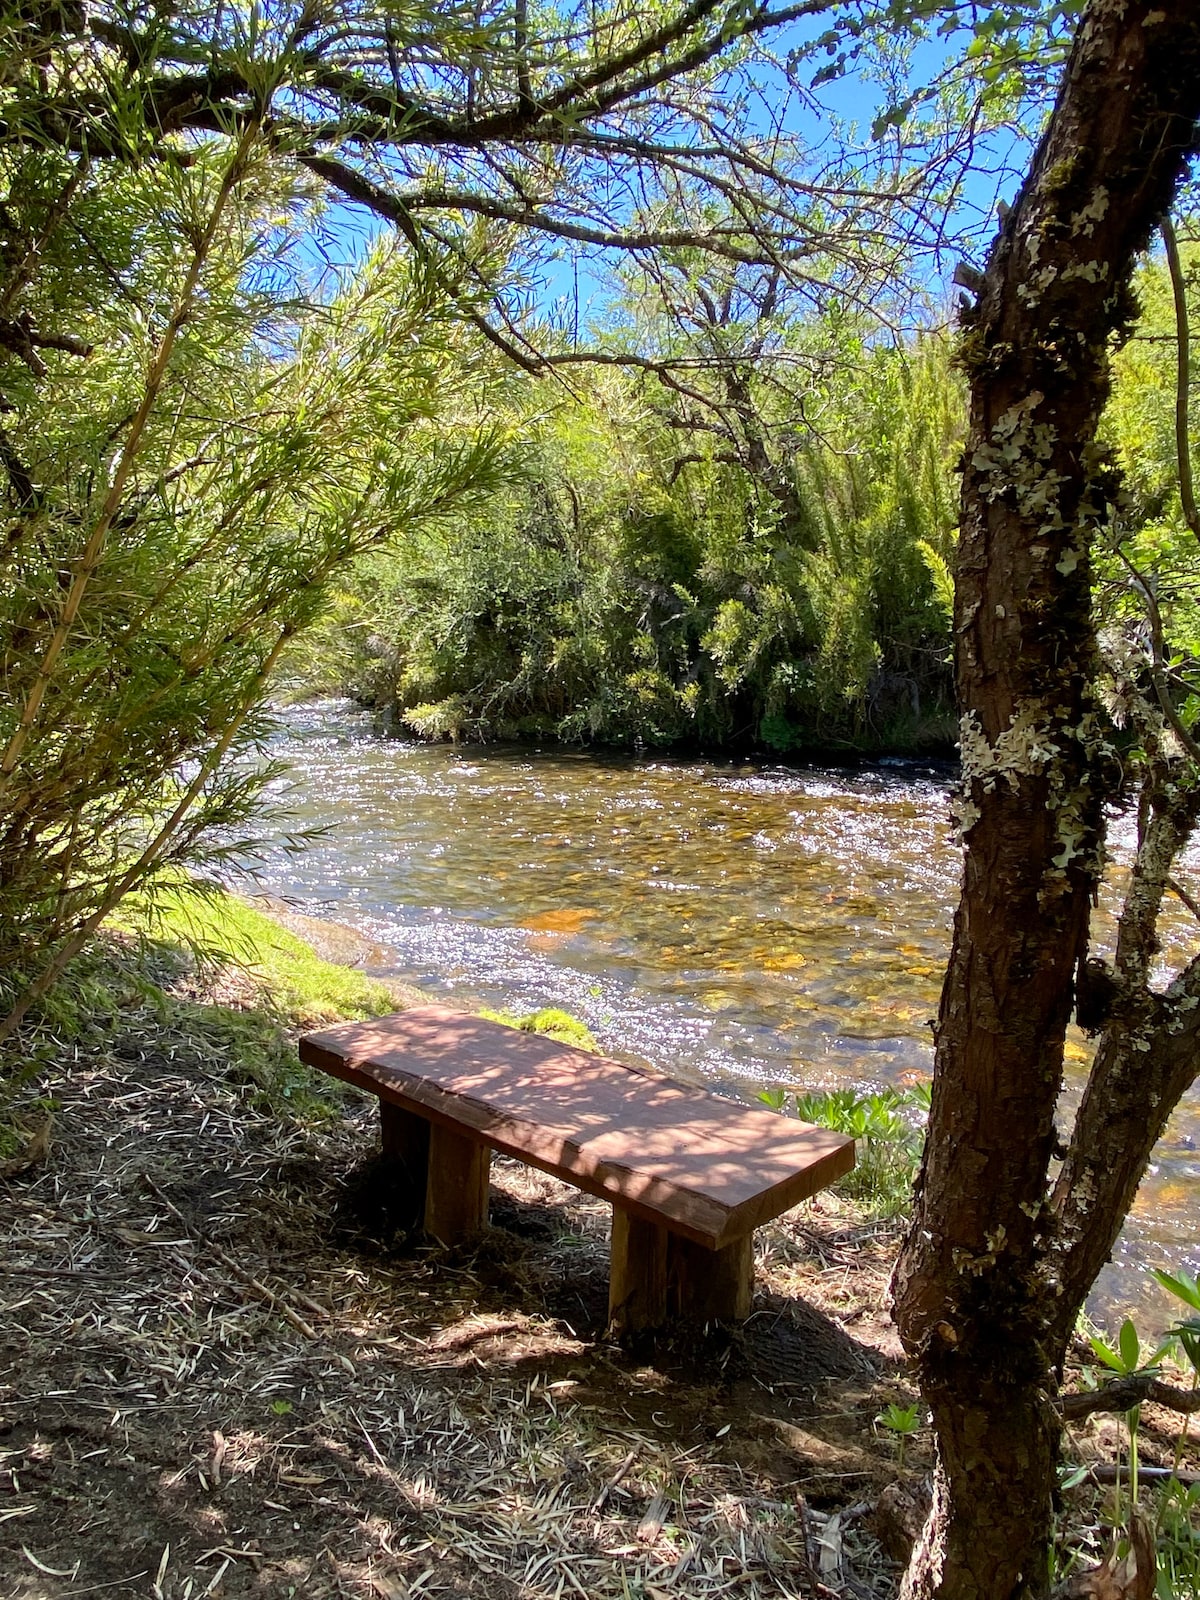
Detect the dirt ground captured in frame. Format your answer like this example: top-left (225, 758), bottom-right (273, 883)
top-left (0, 979), bottom-right (920, 1600)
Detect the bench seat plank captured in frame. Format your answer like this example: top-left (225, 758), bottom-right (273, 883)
top-left (301, 1005), bottom-right (854, 1250)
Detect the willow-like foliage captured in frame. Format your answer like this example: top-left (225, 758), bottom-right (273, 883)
top-left (0, 133), bottom-right (505, 1040)
top-left (305, 328), bottom-right (962, 751)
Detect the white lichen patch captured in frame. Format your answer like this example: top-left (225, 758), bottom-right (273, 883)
top-left (1060, 259), bottom-right (1109, 283)
top-left (1069, 189), bottom-right (1110, 235)
top-left (960, 705), bottom-right (1062, 792)
top-left (958, 703), bottom-right (1111, 879)
top-left (1051, 814), bottom-right (1089, 868)
top-left (1056, 546), bottom-right (1084, 575)
top-left (950, 789), bottom-right (982, 837)
top-left (993, 391), bottom-right (1046, 437)
top-left (968, 389), bottom-right (1076, 529)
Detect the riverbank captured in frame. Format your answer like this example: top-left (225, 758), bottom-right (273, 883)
top-left (1, 893), bottom-right (1197, 1597)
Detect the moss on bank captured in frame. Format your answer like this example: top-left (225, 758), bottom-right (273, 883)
top-left (121, 881), bottom-right (404, 1026)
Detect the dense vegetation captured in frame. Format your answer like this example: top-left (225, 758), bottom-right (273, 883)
top-left (291, 239), bottom-right (1200, 759)
top-left (297, 325), bottom-right (962, 753)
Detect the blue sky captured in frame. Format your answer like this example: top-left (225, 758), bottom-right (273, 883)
top-left (300, 8), bottom-right (1048, 339)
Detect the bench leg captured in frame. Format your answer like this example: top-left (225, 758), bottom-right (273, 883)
top-left (379, 1104), bottom-right (490, 1243)
top-left (667, 1232), bottom-right (754, 1323)
top-left (379, 1101), bottom-right (431, 1229)
top-left (609, 1210), bottom-right (668, 1334)
top-left (424, 1124), bottom-right (491, 1245)
top-left (609, 1210), bottom-right (755, 1333)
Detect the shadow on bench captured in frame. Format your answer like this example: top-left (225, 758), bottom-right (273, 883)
top-left (300, 1005), bottom-right (855, 1334)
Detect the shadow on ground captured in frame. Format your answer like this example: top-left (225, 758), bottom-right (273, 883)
top-left (0, 1030), bottom-right (909, 1600)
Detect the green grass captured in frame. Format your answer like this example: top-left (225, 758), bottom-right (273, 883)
top-left (0, 880), bottom-right (403, 1128)
top-left (480, 1005), bottom-right (599, 1051)
top-left (119, 879), bottom-right (401, 1027)
top-left (3, 881), bottom-right (602, 1132)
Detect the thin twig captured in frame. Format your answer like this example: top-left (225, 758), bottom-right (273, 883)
top-left (142, 1173), bottom-right (322, 1340)
top-left (1167, 875), bottom-right (1200, 923)
top-left (1067, 1463), bottom-right (1200, 1488)
top-left (589, 1449), bottom-right (637, 1514)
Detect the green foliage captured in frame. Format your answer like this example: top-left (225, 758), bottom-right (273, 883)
top-left (0, 113), bottom-right (503, 1044)
top-left (1099, 225), bottom-right (1200, 732)
top-left (306, 331), bottom-right (962, 754)
top-left (1155, 1479), bottom-right (1200, 1600)
top-left (1153, 1269), bottom-right (1200, 1373)
top-left (83, 877), bottom-right (402, 1117)
top-left (1, 917), bottom-right (358, 1129)
top-left (516, 1008), bottom-right (599, 1050)
top-left (1063, 1279), bottom-right (1200, 1592)
top-left (756, 1080), bottom-right (929, 1217)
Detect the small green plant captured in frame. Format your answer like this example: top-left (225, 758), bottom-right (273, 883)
top-left (1087, 1317), bottom-right (1173, 1519)
top-left (754, 1086), bottom-right (789, 1112)
top-left (1066, 1292), bottom-right (1200, 1596)
top-left (875, 1401), bottom-right (921, 1470)
top-left (517, 1009), bottom-right (598, 1050)
top-left (757, 1081), bottom-right (929, 1217)
top-left (1155, 1478), bottom-right (1200, 1599)
top-left (1152, 1268), bottom-right (1200, 1578)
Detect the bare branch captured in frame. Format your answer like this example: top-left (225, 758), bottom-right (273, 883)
top-left (1061, 1375), bottom-right (1200, 1421)
top-left (388, 185), bottom-right (807, 262)
top-left (1115, 546), bottom-right (1200, 767)
top-left (1167, 874), bottom-right (1200, 923)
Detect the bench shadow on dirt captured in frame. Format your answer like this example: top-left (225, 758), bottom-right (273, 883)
top-left (0, 1063), bottom-right (910, 1600)
top-left (334, 1147), bottom-right (894, 1397)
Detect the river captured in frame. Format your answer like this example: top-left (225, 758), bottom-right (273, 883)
top-left (235, 700), bottom-right (1200, 1330)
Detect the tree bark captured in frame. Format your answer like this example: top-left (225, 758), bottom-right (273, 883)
top-left (891, 6), bottom-right (1200, 1599)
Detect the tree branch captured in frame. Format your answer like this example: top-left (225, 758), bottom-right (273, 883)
top-left (1161, 215), bottom-right (1200, 545)
top-left (1061, 1375), bottom-right (1200, 1421)
top-left (0, 425), bottom-right (40, 510)
top-left (388, 184), bottom-right (807, 261)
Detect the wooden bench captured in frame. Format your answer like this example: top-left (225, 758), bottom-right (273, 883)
top-left (299, 1005), bottom-right (855, 1333)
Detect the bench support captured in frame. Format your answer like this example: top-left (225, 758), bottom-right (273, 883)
top-left (609, 1210), bottom-right (754, 1334)
top-left (427, 1124), bottom-right (491, 1243)
top-left (379, 1101), bottom-right (431, 1228)
top-left (379, 1102), bottom-right (490, 1244)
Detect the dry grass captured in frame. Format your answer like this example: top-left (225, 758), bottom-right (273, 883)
top-left (0, 960), bottom-right (913, 1600)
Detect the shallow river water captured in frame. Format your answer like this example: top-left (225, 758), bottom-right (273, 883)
top-left (237, 700), bottom-right (1200, 1328)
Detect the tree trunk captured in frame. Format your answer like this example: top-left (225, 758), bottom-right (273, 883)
top-left (891, 5), bottom-right (1200, 1598)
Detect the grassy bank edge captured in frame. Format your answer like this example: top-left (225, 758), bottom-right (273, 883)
top-left (1, 881), bottom-right (603, 1153)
